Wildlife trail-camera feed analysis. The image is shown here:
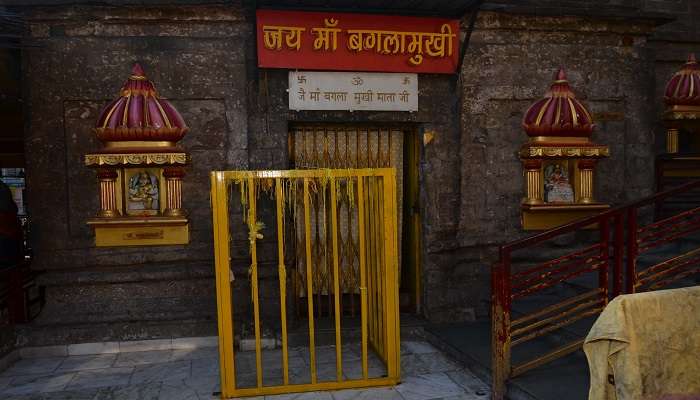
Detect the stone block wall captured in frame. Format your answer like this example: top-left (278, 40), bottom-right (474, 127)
top-left (11, 0), bottom-right (700, 342)
top-left (421, 10), bottom-right (660, 321)
top-left (643, 0), bottom-right (700, 154)
top-left (19, 4), bottom-right (251, 343)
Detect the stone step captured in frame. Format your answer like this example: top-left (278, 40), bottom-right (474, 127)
top-left (41, 277), bottom-right (216, 306)
top-left (15, 318), bottom-right (218, 347)
top-left (33, 296), bottom-right (217, 325)
top-left (36, 261), bottom-right (215, 286)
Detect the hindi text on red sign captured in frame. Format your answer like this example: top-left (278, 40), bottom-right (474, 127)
top-left (256, 10), bottom-right (460, 74)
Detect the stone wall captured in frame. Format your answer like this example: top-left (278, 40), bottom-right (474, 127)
top-left (422, 10), bottom-right (660, 321)
top-left (12, 0), bottom-right (699, 342)
top-left (644, 0), bottom-right (700, 153)
top-left (19, 4), bottom-right (250, 343)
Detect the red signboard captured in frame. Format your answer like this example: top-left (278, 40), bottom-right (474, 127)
top-left (256, 10), bottom-right (460, 74)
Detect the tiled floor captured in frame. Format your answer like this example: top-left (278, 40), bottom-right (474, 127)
top-left (0, 340), bottom-right (490, 399)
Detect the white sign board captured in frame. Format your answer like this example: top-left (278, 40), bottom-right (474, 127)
top-left (288, 71), bottom-right (418, 112)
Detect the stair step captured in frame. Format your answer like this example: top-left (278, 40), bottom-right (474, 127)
top-left (15, 318), bottom-right (218, 347)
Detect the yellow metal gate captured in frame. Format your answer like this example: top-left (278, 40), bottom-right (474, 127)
top-left (210, 168), bottom-right (401, 398)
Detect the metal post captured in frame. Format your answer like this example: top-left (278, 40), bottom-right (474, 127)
top-left (491, 251), bottom-right (511, 400)
top-left (612, 212), bottom-right (624, 298)
top-left (625, 208), bottom-right (638, 294)
top-left (598, 217), bottom-right (610, 302)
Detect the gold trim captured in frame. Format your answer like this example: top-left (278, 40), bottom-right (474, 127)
top-left (673, 75), bottom-right (682, 99)
top-left (535, 98), bottom-right (553, 126)
top-left (87, 216), bottom-right (188, 226)
top-left (101, 99), bottom-right (120, 130)
top-left (144, 92), bottom-right (150, 127)
top-left (690, 74), bottom-right (696, 98)
top-left (522, 203), bottom-right (609, 211)
top-left (567, 98), bottom-right (578, 126)
top-left (85, 153), bottom-right (188, 166)
top-left (665, 104), bottom-right (700, 113)
top-left (521, 146), bottom-right (610, 158)
top-left (104, 141), bottom-right (177, 149)
top-left (153, 98), bottom-right (173, 129)
top-left (123, 93), bottom-right (131, 126)
top-left (530, 136), bottom-right (589, 143)
top-left (579, 99), bottom-right (593, 123)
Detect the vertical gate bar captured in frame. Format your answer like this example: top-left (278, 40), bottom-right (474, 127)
top-left (304, 178), bottom-right (318, 384)
top-left (330, 177), bottom-right (344, 381)
top-left (211, 172), bottom-right (236, 396)
top-left (371, 176), bottom-right (380, 354)
top-left (275, 178), bottom-right (290, 385)
top-left (372, 174), bottom-right (380, 357)
top-left (382, 170), bottom-right (400, 379)
top-left (247, 178), bottom-right (264, 389)
top-left (326, 179), bottom-right (332, 320)
top-left (357, 177), bottom-right (369, 379)
top-left (314, 187), bottom-right (321, 318)
top-left (626, 207), bottom-right (638, 294)
top-left (348, 177), bottom-right (355, 318)
top-left (366, 176), bottom-right (375, 348)
top-left (613, 212), bottom-right (624, 298)
top-left (376, 174), bottom-right (386, 360)
top-left (599, 217), bottom-right (610, 303)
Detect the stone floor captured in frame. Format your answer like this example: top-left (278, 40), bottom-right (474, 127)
top-left (0, 340), bottom-right (491, 399)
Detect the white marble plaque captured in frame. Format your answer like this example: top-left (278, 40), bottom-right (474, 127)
top-left (288, 71), bottom-right (418, 111)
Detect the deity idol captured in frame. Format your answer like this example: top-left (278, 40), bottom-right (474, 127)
top-left (128, 172), bottom-right (159, 211)
top-left (544, 164), bottom-right (574, 203)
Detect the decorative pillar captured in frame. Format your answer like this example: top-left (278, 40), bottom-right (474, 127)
top-left (163, 167), bottom-right (185, 217)
top-left (578, 159), bottom-right (596, 204)
top-left (523, 159), bottom-right (543, 205)
top-left (666, 128), bottom-right (679, 154)
top-left (97, 169), bottom-right (120, 218)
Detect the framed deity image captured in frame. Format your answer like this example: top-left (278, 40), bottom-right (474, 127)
top-left (122, 168), bottom-right (165, 216)
top-left (543, 161), bottom-right (575, 203)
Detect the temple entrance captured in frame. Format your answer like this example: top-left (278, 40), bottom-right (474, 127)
top-left (210, 169), bottom-right (401, 398)
top-left (288, 123), bottom-right (421, 313)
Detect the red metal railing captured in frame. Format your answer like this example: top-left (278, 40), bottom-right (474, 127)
top-left (491, 180), bottom-right (700, 400)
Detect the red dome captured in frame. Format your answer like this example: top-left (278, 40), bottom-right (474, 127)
top-left (94, 64), bottom-right (188, 146)
top-left (522, 69), bottom-right (594, 138)
top-left (664, 54), bottom-right (700, 106)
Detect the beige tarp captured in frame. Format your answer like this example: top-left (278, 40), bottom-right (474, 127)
top-left (583, 287), bottom-right (700, 400)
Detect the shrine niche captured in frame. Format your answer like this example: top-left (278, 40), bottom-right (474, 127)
top-left (85, 64), bottom-right (189, 246)
top-left (520, 69), bottom-right (610, 230)
top-left (657, 54), bottom-right (700, 190)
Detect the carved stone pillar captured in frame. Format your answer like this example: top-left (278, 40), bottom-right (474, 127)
top-left (97, 169), bottom-right (120, 218)
top-left (666, 128), bottom-right (679, 154)
top-left (163, 167), bottom-right (185, 217)
top-left (523, 159), bottom-right (543, 205)
top-left (578, 159), bottom-right (596, 204)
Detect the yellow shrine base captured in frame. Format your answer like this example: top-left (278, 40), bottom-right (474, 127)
top-left (87, 217), bottom-right (189, 247)
top-left (522, 203), bottom-right (609, 230)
